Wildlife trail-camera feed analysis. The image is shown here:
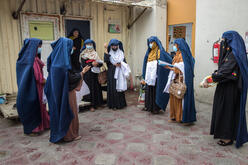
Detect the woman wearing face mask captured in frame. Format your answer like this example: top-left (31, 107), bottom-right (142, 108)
top-left (16, 39), bottom-right (50, 136)
top-left (164, 38), bottom-right (196, 124)
top-left (80, 39), bottom-right (104, 112)
top-left (104, 39), bottom-right (131, 110)
top-left (141, 36), bottom-right (172, 114)
top-left (68, 29), bottom-right (84, 73)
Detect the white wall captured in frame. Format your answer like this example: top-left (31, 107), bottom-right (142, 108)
top-left (195, 0), bottom-right (248, 107)
top-left (129, 0), bottom-right (167, 86)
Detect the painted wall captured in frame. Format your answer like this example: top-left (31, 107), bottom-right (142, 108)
top-left (129, 0), bottom-right (167, 86)
top-left (195, 0), bottom-right (248, 109)
top-left (167, 0), bottom-right (196, 56)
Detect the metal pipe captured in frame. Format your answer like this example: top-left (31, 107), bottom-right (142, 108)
top-left (12, 0), bottom-right (27, 19)
top-left (127, 7), bottom-right (147, 29)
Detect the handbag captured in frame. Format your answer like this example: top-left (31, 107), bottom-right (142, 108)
top-left (169, 72), bottom-right (187, 99)
top-left (98, 65), bottom-right (107, 84)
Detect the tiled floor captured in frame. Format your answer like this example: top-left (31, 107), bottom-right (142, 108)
top-left (0, 91), bottom-right (248, 165)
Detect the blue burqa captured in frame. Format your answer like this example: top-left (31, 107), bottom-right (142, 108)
top-left (45, 37), bottom-right (74, 143)
top-left (222, 31), bottom-right (248, 148)
top-left (107, 39), bottom-right (124, 52)
top-left (142, 36), bottom-right (172, 110)
top-left (16, 38), bottom-right (42, 134)
top-left (174, 38), bottom-right (196, 123)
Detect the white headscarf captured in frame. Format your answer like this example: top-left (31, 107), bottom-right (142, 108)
top-left (109, 48), bottom-right (125, 64)
top-left (109, 48), bottom-right (131, 92)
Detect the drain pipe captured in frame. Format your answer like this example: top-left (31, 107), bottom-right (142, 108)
top-left (12, 0), bottom-right (26, 19)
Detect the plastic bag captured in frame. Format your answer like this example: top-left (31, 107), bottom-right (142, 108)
top-left (138, 84), bottom-right (146, 104)
top-left (42, 90), bottom-right (48, 104)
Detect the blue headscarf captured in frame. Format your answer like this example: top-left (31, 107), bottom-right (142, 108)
top-left (222, 31), bottom-right (248, 148)
top-left (107, 39), bottom-right (124, 53)
top-left (16, 38), bottom-right (42, 134)
top-left (45, 37), bottom-right (74, 143)
top-left (142, 36), bottom-right (172, 110)
top-left (174, 38), bottom-right (196, 123)
top-left (81, 39), bottom-right (96, 52)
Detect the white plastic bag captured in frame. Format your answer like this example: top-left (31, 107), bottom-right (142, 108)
top-left (76, 81), bottom-right (90, 105)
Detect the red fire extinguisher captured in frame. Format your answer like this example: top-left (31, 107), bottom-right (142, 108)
top-left (212, 40), bottom-right (220, 63)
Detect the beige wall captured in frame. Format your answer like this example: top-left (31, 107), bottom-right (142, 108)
top-left (0, 0), bottom-right (129, 94)
top-left (129, 2), bottom-right (167, 87)
top-left (0, 0), bottom-right (21, 94)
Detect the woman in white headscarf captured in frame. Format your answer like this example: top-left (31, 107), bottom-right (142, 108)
top-left (104, 39), bottom-right (131, 110)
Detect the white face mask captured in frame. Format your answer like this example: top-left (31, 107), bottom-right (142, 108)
top-left (86, 45), bottom-right (93, 49)
top-left (149, 43), bottom-right (153, 49)
top-left (37, 47), bottom-right (42, 54)
top-left (173, 45), bottom-right (178, 52)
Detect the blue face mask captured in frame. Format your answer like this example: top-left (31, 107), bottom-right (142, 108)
top-left (149, 43), bottom-right (153, 49)
top-left (71, 49), bottom-right (74, 55)
top-left (173, 45), bottom-right (178, 52)
top-left (86, 45), bottom-right (93, 49)
top-left (37, 47), bottom-right (42, 54)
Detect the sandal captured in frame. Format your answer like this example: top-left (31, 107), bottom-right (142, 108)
top-left (73, 136), bottom-right (82, 141)
top-left (26, 132), bottom-right (40, 137)
top-left (142, 108), bottom-right (148, 111)
top-left (217, 140), bottom-right (233, 146)
top-left (168, 119), bottom-right (176, 123)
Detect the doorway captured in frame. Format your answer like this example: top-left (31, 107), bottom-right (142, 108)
top-left (64, 19), bottom-right (90, 40)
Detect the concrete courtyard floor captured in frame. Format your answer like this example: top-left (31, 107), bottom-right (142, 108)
top-left (0, 91), bottom-right (248, 165)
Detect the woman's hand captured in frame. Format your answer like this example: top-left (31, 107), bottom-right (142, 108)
top-left (165, 66), bottom-right (175, 71)
top-left (164, 66), bottom-right (175, 70)
top-left (82, 65), bottom-right (91, 75)
top-left (140, 80), bottom-right (146, 85)
top-left (73, 46), bottom-right (76, 50)
top-left (104, 43), bottom-right (108, 54)
top-left (203, 81), bottom-right (210, 88)
top-left (92, 61), bottom-right (98, 67)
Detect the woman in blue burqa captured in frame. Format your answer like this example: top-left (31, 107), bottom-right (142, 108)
top-left (205, 31), bottom-right (248, 147)
top-left (16, 38), bottom-right (50, 135)
top-left (164, 38), bottom-right (196, 124)
top-left (141, 36), bottom-right (172, 114)
top-left (45, 37), bottom-right (90, 143)
top-left (104, 39), bottom-right (131, 110)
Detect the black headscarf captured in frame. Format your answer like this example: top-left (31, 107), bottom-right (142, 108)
top-left (67, 28), bottom-right (83, 39)
top-left (68, 72), bottom-right (82, 91)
